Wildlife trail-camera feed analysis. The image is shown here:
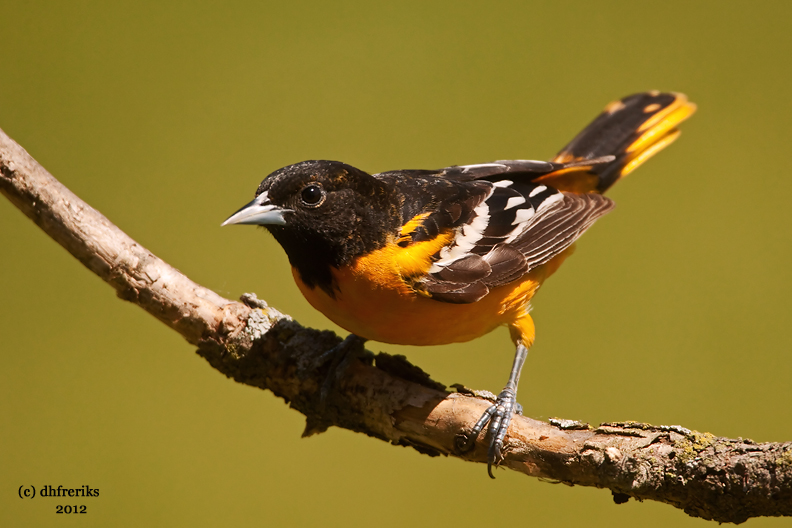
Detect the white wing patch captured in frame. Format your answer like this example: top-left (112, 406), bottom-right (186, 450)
top-left (430, 186), bottom-right (494, 272)
top-left (505, 192), bottom-right (563, 242)
top-left (460, 163), bottom-right (507, 173)
top-left (511, 208), bottom-right (535, 225)
top-left (429, 182), bottom-right (573, 274)
top-left (505, 196), bottom-right (526, 209)
top-left (529, 185), bottom-right (547, 197)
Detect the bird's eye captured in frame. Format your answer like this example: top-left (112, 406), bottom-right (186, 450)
top-left (300, 184), bottom-right (325, 207)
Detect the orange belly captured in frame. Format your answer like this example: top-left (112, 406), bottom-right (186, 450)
top-left (293, 264), bottom-right (542, 346)
top-left (291, 225), bottom-right (575, 347)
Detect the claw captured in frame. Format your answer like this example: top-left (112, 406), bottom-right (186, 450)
top-left (461, 388), bottom-right (519, 478)
top-left (460, 403), bottom-right (495, 451)
top-left (461, 342), bottom-right (528, 477)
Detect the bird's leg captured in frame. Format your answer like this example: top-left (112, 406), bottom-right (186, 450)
top-left (461, 342), bottom-right (529, 478)
top-left (315, 334), bottom-right (369, 406)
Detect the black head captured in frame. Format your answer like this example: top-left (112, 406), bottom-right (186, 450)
top-left (223, 160), bottom-right (400, 292)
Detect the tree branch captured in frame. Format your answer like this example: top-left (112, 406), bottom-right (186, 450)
top-left (1, 126), bottom-right (790, 524)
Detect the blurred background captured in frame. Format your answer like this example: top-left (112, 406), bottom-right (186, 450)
top-left (2, 1), bottom-right (791, 526)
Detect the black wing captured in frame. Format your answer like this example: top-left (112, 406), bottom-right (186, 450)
top-left (412, 179), bottom-right (613, 303)
top-left (375, 159), bottom-right (615, 304)
top-left (432, 157), bottom-right (614, 182)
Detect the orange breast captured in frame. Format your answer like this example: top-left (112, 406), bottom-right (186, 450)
top-left (291, 234), bottom-right (575, 347)
top-left (294, 263), bottom-right (542, 346)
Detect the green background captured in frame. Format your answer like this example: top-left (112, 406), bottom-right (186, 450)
top-left (2, 1), bottom-right (791, 526)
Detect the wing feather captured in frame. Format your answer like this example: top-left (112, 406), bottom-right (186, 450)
top-left (417, 184), bottom-right (614, 302)
top-left (381, 165), bottom-right (615, 305)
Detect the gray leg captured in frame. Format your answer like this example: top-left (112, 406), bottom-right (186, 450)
top-left (462, 343), bottom-right (529, 478)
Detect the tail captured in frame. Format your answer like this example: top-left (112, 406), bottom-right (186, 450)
top-left (537, 92), bottom-right (696, 193)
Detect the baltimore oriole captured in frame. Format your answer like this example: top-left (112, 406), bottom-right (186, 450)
top-left (223, 92), bottom-right (696, 476)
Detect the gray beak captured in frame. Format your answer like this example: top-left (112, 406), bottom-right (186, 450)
top-left (221, 191), bottom-right (291, 226)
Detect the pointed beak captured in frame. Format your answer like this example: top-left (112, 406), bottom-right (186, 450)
top-left (221, 191), bottom-right (291, 226)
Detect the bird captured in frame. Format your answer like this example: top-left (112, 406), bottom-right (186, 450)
top-left (222, 91), bottom-right (696, 477)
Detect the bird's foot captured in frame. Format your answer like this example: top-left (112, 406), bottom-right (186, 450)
top-left (314, 334), bottom-right (369, 407)
top-left (459, 388), bottom-right (518, 478)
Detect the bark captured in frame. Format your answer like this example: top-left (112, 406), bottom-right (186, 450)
top-left (1, 126), bottom-right (790, 524)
